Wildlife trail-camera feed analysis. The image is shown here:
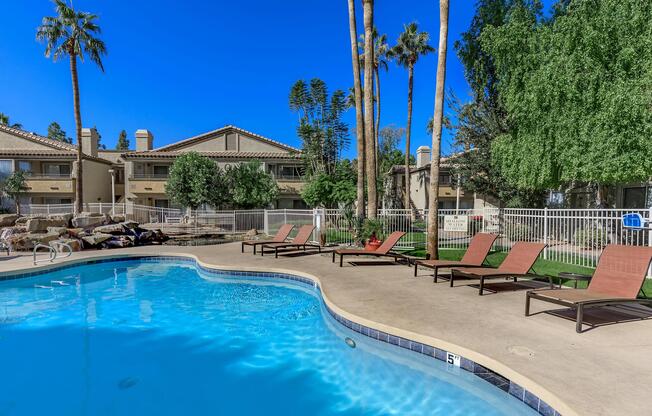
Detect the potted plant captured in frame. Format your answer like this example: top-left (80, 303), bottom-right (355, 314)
top-left (362, 218), bottom-right (385, 251)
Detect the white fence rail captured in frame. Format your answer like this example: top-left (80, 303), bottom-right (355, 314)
top-left (16, 203), bottom-right (652, 270)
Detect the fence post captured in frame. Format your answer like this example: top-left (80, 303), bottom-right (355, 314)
top-left (481, 207), bottom-right (486, 233)
top-left (263, 210), bottom-right (269, 235)
top-left (47, 204), bottom-right (50, 216)
top-left (648, 207), bottom-right (652, 278)
top-left (543, 207), bottom-right (549, 260)
top-left (284, 208), bottom-right (288, 226)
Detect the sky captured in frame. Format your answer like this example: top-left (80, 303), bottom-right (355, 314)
top-left (0, 1), bottom-right (551, 157)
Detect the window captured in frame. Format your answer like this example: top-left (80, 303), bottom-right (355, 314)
top-left (154, 199), bottom-right (170, 208)
top-left (43, 163), bottom-right (71, 177)
top-left (44, 198), bottom-right (72, 204)
top-left (17, 161), bottom-right (31, 173)
top-left (438, 173), bottom-right (452, 185)
top-left (279, 166), bottom-right (302, 179)
top-left (226, 134), bottom-right (237, 151)
top-left (623, 187), bottom-right (649, 209)
top-left (152, 165), bottom-right (169, 178)
top-left (0, 160), bottom-right (12, 179)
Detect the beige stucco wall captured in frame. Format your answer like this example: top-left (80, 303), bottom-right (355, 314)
top-left (0, 131), bottom-right (54, 150)
top-left (180, 132), bottom-right (290, 153)
top-left (80, 159), bottom-right (113, 203)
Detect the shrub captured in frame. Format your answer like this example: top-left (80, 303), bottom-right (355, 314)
top-left (573, 226), bottom-right (608, 250)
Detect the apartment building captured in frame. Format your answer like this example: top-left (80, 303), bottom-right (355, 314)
top-left (121, 125), bottom-right (306, 209)
top-left (0, 124), bottom-right (307, 210)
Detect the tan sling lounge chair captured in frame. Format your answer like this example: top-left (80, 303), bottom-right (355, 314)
top-left (413, 233), bottom-right (498, 282)
top-left (332, 231), bottom-right (406, 267)
top-left (241, 224), bottom-right (294, 254)
top-left (450, 241), bottom-right (547, 295)
top-left (260, 224), bottom-right (320, 258)
top-left (526, 244), bottom-right (652, 333)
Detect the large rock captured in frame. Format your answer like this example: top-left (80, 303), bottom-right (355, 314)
top-left (93, 223), bottom-right (125, 234)
top-left (47, 226), bottom-right (69, 236)
top-left (0, 214), bottom-right (19, 227)
top-left (245, 228), bottom-right (258, 238)
top-left (31, 232), bottom-right (60, 245)
top-left (48, 213), bottom-right (73, 227)
top-left (72, 213), bottom-right (109, 229)
top-left (102, 235), bottom-right (134, 249)
top-left (111, 214), bottom-right (126, 223)
top-left (8, 234), bottom-right (34, 251)
top-left (15, 216), bottom-right (36, 226)
top-left (67, 228), bottom-right (85, 238)
top-left (81, 233), bottom-right (113, 247)
top-left (121, 221), bottom-right (139, 229)
top-left (26, 218), bottom-right (69, 232)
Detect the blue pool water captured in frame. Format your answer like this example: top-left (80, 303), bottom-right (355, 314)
top-left (0, 259), bottom-right (538, 415)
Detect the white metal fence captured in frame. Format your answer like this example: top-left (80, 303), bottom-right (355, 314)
top-left (16, 203), bottom-right (652, 269)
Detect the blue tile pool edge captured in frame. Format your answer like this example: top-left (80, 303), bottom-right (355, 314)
top-left (0, 254), bottom-right (561, 416)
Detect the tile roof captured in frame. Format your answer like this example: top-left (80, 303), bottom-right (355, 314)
top-left (121, 150), bottom-right (302, 160)
top-left (0, 149), bottom-right (114, 165)
top-left (0, 124), bottom-right (77, 151)
top-left (154, 125), bottom-right (301, 152)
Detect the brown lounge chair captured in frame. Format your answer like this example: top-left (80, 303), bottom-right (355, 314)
top-left (332, 231), bottom-right (406, 267)
top-left (526, 244), bottom-right (652, 333)
top-left (413, 233), bottom-right (498, 282)
top-left (260, 224), bottom-right (321, 258)
top-left (450, 241), bottom-right (547, 295)
top-left (241, 224), bottom-right (294, 254)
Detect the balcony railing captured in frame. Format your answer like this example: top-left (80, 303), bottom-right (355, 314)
top-left (131, 173), bottom-right (169, 180)
top-left (24, 173), bottom-right (72, 179)
top-left (272, 173), bottom-right (305, 181)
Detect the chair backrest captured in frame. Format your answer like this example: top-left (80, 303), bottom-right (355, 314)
top-left (460, 233), bottom-right (499, 265)
top-left (497, 242), bottom-right (546, 274)
top-left (376, 231), bottom-right (406, 254)
top-left (291, 224), bottom-right (316, 244)
top-left (587, 244), bottom-right (652, 299)
top-left (272, 224), bottom-right (294, 242)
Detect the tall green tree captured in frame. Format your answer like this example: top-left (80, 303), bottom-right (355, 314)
top-left (427, 1), bottom-right (450, 260)
top-left (37, 0), bottom-right (107, 214)
top-left (2, 171), bottom-right (28, 215)
top-left (347, 0), bottom-right (366, 219)
top-left (482, 0), bottom-right (652, 203)
top-left (362, 0), bottom-right (378, 218)
top-left (389, 22), bottom-right (435, 212)
top-left (165, 152), bottom-right (226, 210)
top-left (224, 161), bottom-right (279, 209)
top-left (289, 79), bottom-right (349, 176)
top-left (301, 160), bottom-right (356, 208)
top-left (0, 113), bottom-right (22, 129)
top-left (116, 129), bottom-right (130, 150)
top-left (47, 121), bottom-right (72, 143)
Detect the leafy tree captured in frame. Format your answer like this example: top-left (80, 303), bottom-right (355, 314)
top-left (388, 22), bottom-right (435, 212)
top-left (165, 152), bottom-right (225, 210)
top-left (301, 161), bottom-right (356, 208)
top-left (116, 129), bottom-right (130, 150)
top-left (37, 0), bottom-right (107, 214)
top-left (224, 161), bottom-right (278, 209)
top-left (2, 171), bottom-right (28, 215)
top-left (289, 79), bottom-right (349, 176)
top-left (47, 122), bottom-right (72, 143)
top-left (346, 0), bottom-right (366, 218)
top-left (0, 113), bottom-right (22, 129)
top-left (482, 0), bottom-right (652, 203)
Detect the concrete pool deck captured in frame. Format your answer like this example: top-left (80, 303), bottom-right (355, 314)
top-left (2, 242), bottom-right (651, 416)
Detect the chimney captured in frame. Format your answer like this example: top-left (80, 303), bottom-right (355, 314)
top-left (416, 146), bottom-right (431, 168)
top-left (81, 128), bottom-right (99, 157)
top-left (135, 129), bottom-right (153, 151)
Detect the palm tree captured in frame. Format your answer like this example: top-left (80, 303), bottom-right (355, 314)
top-left (0, 113), bottom-right (22, 129)
top-left (347, 0), bottom-right (366, 219)
top-left (36, 0), bottom-right (106, 214)
top-left (362, 0), bottom-right (377, 218)
top-left (427, 0), bottom-right (450, 260)
top-left (389, 22), bottom-right (434, 214)
top-left (359, 27), bottom-right (390, 179)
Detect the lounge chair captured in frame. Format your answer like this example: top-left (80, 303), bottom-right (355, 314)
top-left (332, 231), bottom-right (406, 267)
top-left (413, 233), bottom-right (498, 282)
top-left (525, 244), bottom-right (652, 333)
top-left (450, 241), bottom-right (547, 295)
top-left (260, 224), bottom-right (321, 258)
top-left (241, 224), bottom-right (294, 254)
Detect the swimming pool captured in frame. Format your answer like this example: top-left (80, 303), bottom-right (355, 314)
top-left (0, 257), bottom-right (539, 415)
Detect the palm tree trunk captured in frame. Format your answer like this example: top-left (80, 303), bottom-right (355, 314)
top-left (404, 64), bottom-right (414, 214)
top-left (374, 67), bottom-right (381, 179)
top-left (347, 0), bottom-right (366, 219)
top-left (363, 0), bottom-right (377, 218)
top-left (427, 0), bottom-right (450, 260)
top-left (70, 52), bottom-right (83, 215)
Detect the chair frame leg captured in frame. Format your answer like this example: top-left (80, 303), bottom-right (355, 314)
top-left (525, 292), bottom-right (531, 316)
top-left (576, 304), bottom-right (584, 333)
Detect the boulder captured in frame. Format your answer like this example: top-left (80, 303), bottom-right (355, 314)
top-left (53, 238), bottom-right (83, 252)
top-left (72, 213), bottom-right (109, 228)
top-left (111, 214), bottom-right (126, 223)
top-left (15, 216), bottom-right (36, 226)
top-left (48, 213), bottom-right (73, 227)
top-left (8, 234), bottom-right (35, 251)
top-left (26, 218), bottom-right (68, 232)
top-left (93, 223), bottom-right (125, 234)
top-left (121, 221), bottom-right (139, 229)
top-left (102, 236), bottom-right (134, 249)
top-left (31, 232), bottom-right (60, 245)
top-left (47, 226), bottom-right (69, 236)
top-left (81, 233), bottom-right (113, 247)
top-left (0, 214), bottom-right (19, 227)
top-left (245, 228), bottom-right (258, 238)
top-left (67, 228), bottom-right (85, 238)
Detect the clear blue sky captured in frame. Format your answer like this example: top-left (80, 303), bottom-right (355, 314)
top-left (0, 1), bottom-right (552, 157)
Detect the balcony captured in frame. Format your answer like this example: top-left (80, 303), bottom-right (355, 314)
top-left (130, 173), bottom-right (169, 180)
top-left (25, 174), bottom-right (74, 194)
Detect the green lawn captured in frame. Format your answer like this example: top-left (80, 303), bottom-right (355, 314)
top-left (407, 248), bottom-right (652, 296)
